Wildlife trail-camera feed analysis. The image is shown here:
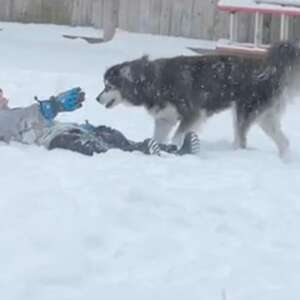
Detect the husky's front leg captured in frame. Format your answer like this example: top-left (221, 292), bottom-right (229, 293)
top-left (173, 111), bottom-right (206, 146)
top-left (172, 121), bottom-right (186, 147)
top-left (153, 118), bottom-right (176, 144)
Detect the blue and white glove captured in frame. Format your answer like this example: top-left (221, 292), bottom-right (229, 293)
top-left (38, 87), bottom-right (85, 121)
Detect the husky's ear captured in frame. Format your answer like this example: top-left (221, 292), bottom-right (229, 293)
top-left (120, 64), bottom-right (134, 82)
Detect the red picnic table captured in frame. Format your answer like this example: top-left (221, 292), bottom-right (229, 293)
top-left (217, 0), bottom-right (300, 55)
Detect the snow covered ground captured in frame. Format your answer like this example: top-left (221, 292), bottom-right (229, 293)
top-left (1, 22), bottom-right (300, 300)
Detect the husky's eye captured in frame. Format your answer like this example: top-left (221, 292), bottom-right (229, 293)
top-left (104, 83), bottom-right (113, 92)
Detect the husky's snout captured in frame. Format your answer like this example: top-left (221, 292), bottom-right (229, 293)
top-left (96, 91), bottom-right (104, 103)
top-left (96, 89), bottom-right (122, 109)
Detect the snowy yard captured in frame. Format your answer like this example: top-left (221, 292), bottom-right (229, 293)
top-left (1, 22), bottom-right (300, 300)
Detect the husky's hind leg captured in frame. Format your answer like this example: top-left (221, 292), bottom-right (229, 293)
top-left (258, 109), bottom-right (290, 158)
top-left (233, 103), bottom-right (255, 149)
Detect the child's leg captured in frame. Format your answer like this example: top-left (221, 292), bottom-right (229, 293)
top-left (94, 126), bottom-right (160, 155)
top-left (159, 144), bottom-right (178, 153)
top-left (94, 126), bottom-right (200, 155)
top-left (160, 132), bottom-right (200, 155)
top-left (48, 128), bottom-right (109, 156)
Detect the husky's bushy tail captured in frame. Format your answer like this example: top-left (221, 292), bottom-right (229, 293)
top-left (260, 41), bottom-right (300, 107)
top-left (267, 41), bottom-right (300, 70)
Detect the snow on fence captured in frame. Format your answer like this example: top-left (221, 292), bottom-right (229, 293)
top-left (0, 0), bottom-right (299, 41)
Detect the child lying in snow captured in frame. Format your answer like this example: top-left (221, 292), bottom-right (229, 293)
top-left (0, 88), bottom-right (200, 156)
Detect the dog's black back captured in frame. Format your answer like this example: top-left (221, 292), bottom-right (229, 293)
top-left (103, 41), bottom-right (300, 123)
top-left (152, 55), bottom-right (264, 117)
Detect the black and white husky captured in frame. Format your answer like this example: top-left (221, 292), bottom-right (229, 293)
top-left (96, 41), bottom-right (300, 157)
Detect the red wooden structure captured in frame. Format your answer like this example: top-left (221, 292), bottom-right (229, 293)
top-left (217, 0), bottom-right (300, 55)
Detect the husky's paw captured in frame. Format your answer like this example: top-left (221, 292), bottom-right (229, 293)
top-left (179, 132), bottom-right (200, 155)
top-left (280, 147), bottom-right (293, 163)
top-left (145, 138), bottom-right (161, 156)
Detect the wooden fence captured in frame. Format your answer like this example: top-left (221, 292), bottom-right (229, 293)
top-left (0, 0), bottom-right (229, 40)
top-left (0, 0), bottom-right (104, 27)
top-left (0, 0), bottom-right (300, 41)
top-left (117, 0), bottom-right (229, 40)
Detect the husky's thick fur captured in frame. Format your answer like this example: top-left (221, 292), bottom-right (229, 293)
top-left (97, 41), bottom-right (300, 157)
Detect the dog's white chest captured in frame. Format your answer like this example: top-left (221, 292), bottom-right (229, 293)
top-left (148, 103), bottom-right (180, 122)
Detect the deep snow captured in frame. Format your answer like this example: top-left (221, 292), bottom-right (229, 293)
top-left (1, 22), bottom-right (300, 300)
